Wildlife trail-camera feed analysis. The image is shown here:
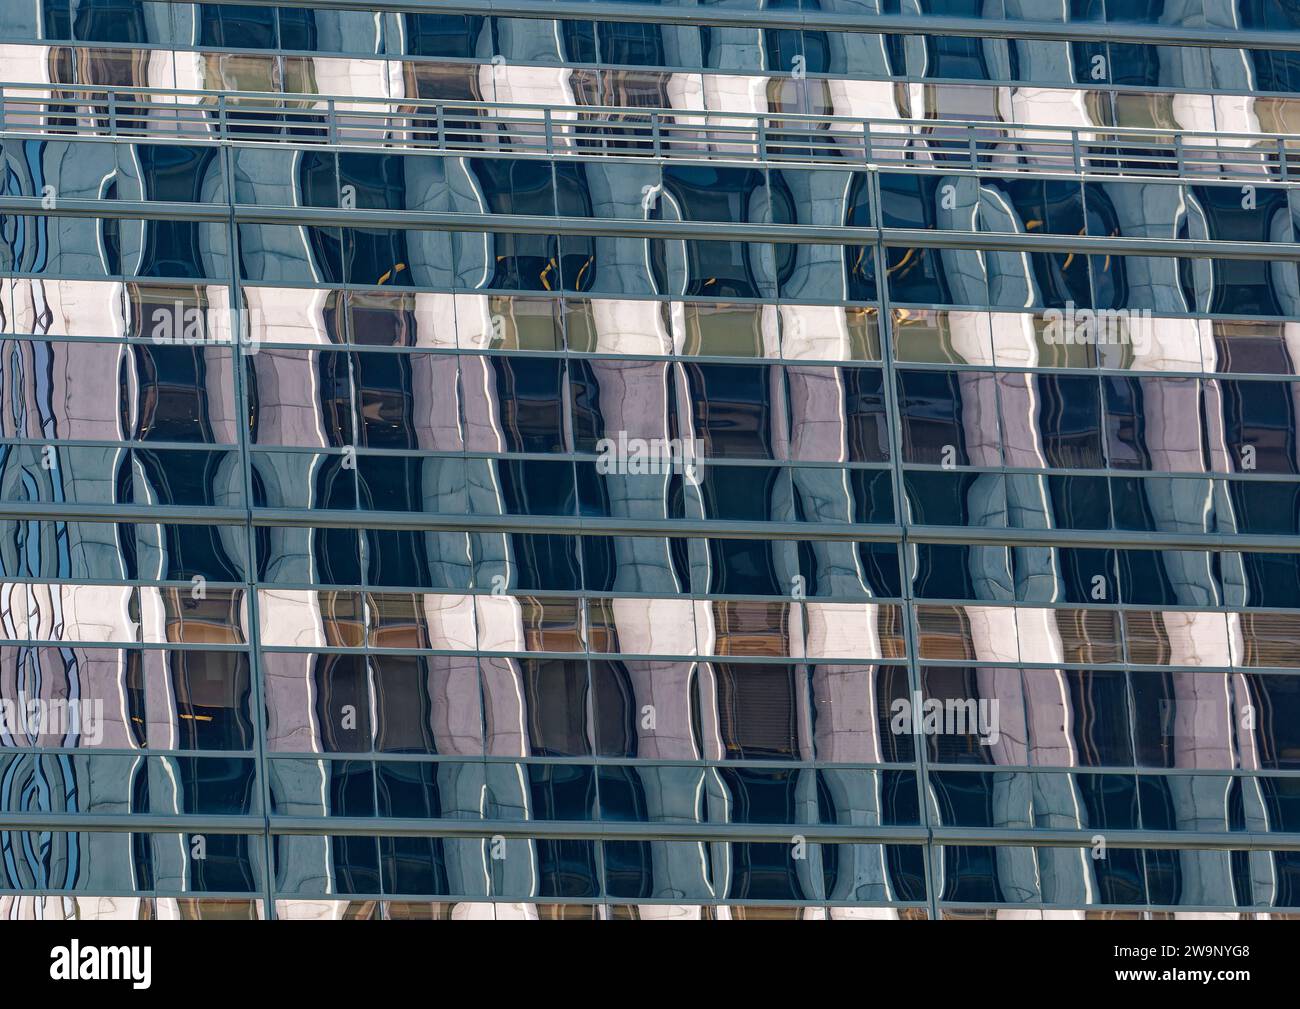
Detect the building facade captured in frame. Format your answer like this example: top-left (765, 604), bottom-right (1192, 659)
top-left (1, 0), bottom-right (1300, 920)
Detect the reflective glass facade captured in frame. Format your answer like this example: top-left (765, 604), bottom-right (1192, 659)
top-left (2, 0), bottom-right (1300, 921)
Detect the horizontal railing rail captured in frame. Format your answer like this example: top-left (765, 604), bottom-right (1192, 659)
top-left (1, 83), bottom-right (1299, 183)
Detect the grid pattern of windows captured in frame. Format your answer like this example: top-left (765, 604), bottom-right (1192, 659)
top-left (1, 0), bottom-right (1300, 922)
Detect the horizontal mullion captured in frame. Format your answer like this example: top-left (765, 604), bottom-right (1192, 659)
top-left (3, 811), bottom-right (1299, 852)
top-left (9, 500), bottom-right (1300, 553)
top-left (4, 195), bottom-right (1294, 260)
top-left (124, 0), bottom-right (1300, 52)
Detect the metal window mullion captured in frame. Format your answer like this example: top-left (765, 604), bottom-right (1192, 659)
top-left (864, 163), bottom-right (940, 919)
top-left (220, 142), bottom-right (279, 920)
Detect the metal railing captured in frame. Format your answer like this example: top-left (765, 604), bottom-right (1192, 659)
top-left (1, 82), bottom-right (1300, 182)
